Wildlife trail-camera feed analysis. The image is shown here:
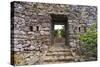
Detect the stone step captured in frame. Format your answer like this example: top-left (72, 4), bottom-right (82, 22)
top-left (48, 49), bottom-right (71, 52)
top-left (43, 60), bottom-right (74, 64)
top-left (44, 56), bottom-right (74, 62)
top-left (46, 51), bottom-right (72, 56)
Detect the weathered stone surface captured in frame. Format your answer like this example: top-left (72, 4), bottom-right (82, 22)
top-left (40, 31), bottom-right (50, 35)
top-left (13, 51), bottom-right (41, 65)
top-left (11, 1), bottom-right (97, 65)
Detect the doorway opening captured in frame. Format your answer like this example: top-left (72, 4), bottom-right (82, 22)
top-left (54, 25), bottom-right (65, 47)
top-left (50, 14), bottom-right (69, 48)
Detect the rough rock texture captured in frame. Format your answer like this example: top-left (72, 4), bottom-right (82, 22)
top-left (11, 1), bottom-right (97, 65)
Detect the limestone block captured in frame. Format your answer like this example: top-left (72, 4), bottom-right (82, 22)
top-left (35, 46), bottom-right (40, 51)
top-left (13, 48), bottom-right (20, 51)
top-left (24, 11), bottom-right (33, 16)
top-left (68, 20), bottom-right (73, 23)
top-left (69, 25), bottom-right (74, 34)
top-left (28, 32), bottom-right (35, 34)
top-left (40, 31), bottom-right (50, 35)
top-left (81, 12), bottom-right (89, 19)
top-left (25, 54), bottom-right (40, 64)
top-left (17, 17), bottom-right (25, 25)
top-left (20, 31), bottom-right (26, 34)
top-left (20, 48), bottom-right (24, 51)
top-left (42, 23), bottom-right (50, 27)
top-left (25, 17), bottom-right (31, 23)
top-left (14, 4), bottom-right (25, 13)
top-left (27, 41), bottom-right (31, 44)
top-left (29, 46), bottom-right (36, 50)
top-left (14, 40), bottom-right (19, 45)
top-left (31, 19), bottom-right (38, 23)
top-left (40, 44), bottom-right (48, 51)
top-left (23, 44), bottom-right (30, 48)
top-left (41, 27), bottom-right (50, 31)
top-left (69, 42), bottom-right (76, 48)
top-left (14, 30), bottom-right (20, 34)
top-left (16, 44), bottom-right (23, 49)
top-left (14, 52), bottom-right (25, 65)
top-left (23, 27), bottom-right (29, 32)
top-left (24, 4), bottom-right (33, 9)
top-left (14, 17), bottom-right (19, 23)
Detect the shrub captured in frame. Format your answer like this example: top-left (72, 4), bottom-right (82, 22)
top-left (80, 23), bottom-right (97, 58)
top-left (54, 30), bottom-right (58, 37)
top-left (60, 29), bottom-right (65, 38)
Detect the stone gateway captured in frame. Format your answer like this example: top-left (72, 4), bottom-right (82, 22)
top-left (11, 1), bottom-right (97, 66)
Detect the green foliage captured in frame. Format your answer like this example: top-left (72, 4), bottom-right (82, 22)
top-left (54, 29), bottom-right (65, 38)
top-left (54, 30), bottom-right (58, 37)
top-left (80, 23), bottom-right (97, 57)
top-left (60, 29), bottom-right (65, 37)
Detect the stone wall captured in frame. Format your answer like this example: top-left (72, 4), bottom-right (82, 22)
top-left (11, 1), bottom-right (97, 65)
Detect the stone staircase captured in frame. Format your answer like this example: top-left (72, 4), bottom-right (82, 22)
top-left (42, 46), bottom-right (80, 64)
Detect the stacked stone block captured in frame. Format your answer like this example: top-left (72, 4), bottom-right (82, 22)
top-left (11, 1), bottom-right (97, 65)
